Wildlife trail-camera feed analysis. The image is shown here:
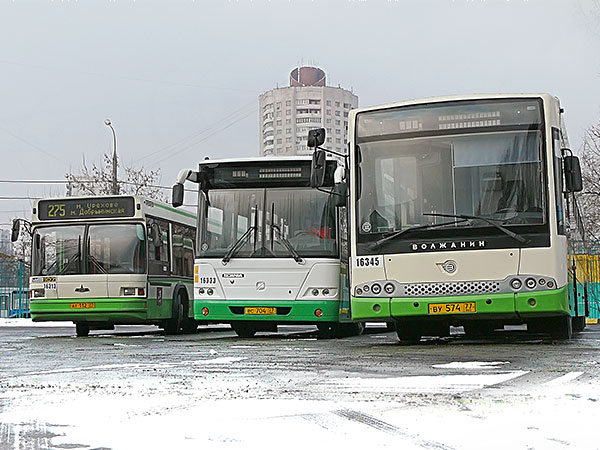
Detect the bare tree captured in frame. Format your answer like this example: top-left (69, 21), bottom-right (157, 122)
top-left (579, 120), bottom-right (600, 239)
top-left (65, 153), bottom-right (166, 202)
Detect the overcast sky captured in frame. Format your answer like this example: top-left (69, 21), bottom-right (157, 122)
top-left (1, 0), bottom-right (599, 228)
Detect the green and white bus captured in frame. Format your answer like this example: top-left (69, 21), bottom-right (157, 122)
top-left (21, 195), bottom-right (197, 337)
top-left (172, 157), bottom-right (363, 337)
top-left (311, 94), bottom-right (586, 341)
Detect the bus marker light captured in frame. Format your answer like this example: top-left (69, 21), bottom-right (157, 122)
top-left (539, 279), bottom-right (546, 285)
top-left (363, 285), bottom-right (370, 292)
top-left (138, 288), bottom-right (145, 296)
top-left (314, 309), bottom-right (323, 317)
top-left (526, 278), bottom-right (536, 289)
top-left (194, 266), bottom-right (199, 274)
top-left (384, 283), bottom-right (395, 294)
top-left (547, 281), bottom-right (554, 288)
top-left (201, 307), bottom-right (209, 316)
top-left (510, 278), bottom-right (522, 290)
top-left (528, 298), bottom-right (536, 307)
top-left (356, 288), bottom-right (363, 296)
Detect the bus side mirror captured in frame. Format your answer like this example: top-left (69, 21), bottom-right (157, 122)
top-left (307, 128), bottom-right (325, 148)
top-left (564, 155), bottom-right (583, 192)
top-left (310, 149), bottom-right (326, 188)
top-left (11, 219), bottom-right (20, 242)
top-left (172, 183), bottom-right (184, 208)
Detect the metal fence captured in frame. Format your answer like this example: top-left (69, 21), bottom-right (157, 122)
top-left (569, 241), bottom-right (600, 320)
top-left (0, 259), bottom-right (30, 318)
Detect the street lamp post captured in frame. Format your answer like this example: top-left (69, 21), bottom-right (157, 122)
top-left (105, 119), bottom-right (119, 195)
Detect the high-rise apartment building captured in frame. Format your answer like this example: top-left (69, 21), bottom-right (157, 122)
top-left (0, 229), bottom-right (13, 256)
top-left (259, 66), bottom-right (358, 157)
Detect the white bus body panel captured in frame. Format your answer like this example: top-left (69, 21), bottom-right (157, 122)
top-left (195, 258), bottom-right (340, 301)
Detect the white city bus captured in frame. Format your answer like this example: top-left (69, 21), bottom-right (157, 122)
top-left (311, 94), bottom-right (586, 341)
top-left (20, 195), bottom-right (197, 337)
top-left (172, 157), bottom-right (363, 337)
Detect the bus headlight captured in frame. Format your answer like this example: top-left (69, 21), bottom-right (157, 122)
top-left (123, 288), bottom-right (135, 296)
top-left (311, 289), bottom-right (319, 296)
top-left (525, 278), bottom-right (536, 289)
top-left (32, 288), bottom-right (45, 298)
top-left (207, 288), bottom-right (214, 296)
top-left (510, 278), bottom-right (522, 290)
top-left (384, 283), bottom-right (395, 295)
top-left (371, 283), bottom-right (382, 295)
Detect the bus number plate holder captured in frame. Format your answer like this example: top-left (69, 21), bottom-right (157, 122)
top-left (428, 302), bottom-right (476, 314)
top-left (244, 307), bottom-right (276, 315)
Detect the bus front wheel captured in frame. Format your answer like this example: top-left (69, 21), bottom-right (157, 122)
top-left (549, 315), bottom-right (572, 340)
top-left (396, 322), bottom-right (422, 344)
top-left (164, 291), bottom-right (184, 335)
top-left (231, 323), bottom-right (256, 338)
top-left (75, 322), bottom-right (90, 337)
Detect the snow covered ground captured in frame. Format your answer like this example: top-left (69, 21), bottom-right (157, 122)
top-left (1, 325), bottom-right (599, 450)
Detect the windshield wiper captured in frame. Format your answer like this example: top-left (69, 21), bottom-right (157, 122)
top-left (272, 224), bottom-right (304, 264)
top-left (221, 226), bottom-right (256, 265)
top-left (367, 218), bottom-right (470, 250)
top-left (56, 236), bottom-right (83, 275)
top-left (423, 212), bottom-right (530, 245)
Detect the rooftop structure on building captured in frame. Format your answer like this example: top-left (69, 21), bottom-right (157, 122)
top-left (259, 66), bottom-right (358, 158)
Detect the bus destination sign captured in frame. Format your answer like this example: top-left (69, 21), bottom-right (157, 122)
top-left (38, 197), bottom-right (136, 221)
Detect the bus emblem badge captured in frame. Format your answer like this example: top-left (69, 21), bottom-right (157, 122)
top-left (256, 281), bottom-right (266, 291)
top-left (439, 260), bottom-right (458, 274)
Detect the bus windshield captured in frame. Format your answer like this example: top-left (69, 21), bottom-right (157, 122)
top-left (33, 223), bottom-right (147, 276)
top-left (198, 188), bottom-right (337, 259)
top-left (356, 100), bottom-right (546, 240)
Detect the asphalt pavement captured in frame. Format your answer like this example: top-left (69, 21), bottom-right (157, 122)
top-left (1, 322), bottom-right (599, 450)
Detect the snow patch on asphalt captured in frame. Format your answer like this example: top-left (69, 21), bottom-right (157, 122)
top-left (337, 371), bottom-right (529, 393)
top-left (432, 361), bottom-right (510, 370)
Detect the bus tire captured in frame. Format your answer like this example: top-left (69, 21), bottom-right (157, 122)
top-left (463, 321), bottom-right (495, 337)
top-left (396, 322), bottom-right (421, 343)
top-left (75, 322), bottom-right (90, 337)
top-left (572, 316), bottom-right (586, 333)
top-left (164, 290), bottom-right (184, 335)
top-left (231, 323), bottom-right (256, 338)
top-left (179, 290), bottom-right (198, 334)
top-left (549, 315), bottom-right (572, 340)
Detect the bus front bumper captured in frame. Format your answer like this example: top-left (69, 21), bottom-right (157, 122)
top-left (30, 298), bottom-right (151, 323)
top-left (194, 299), bottom-right (339, 323)
top-left (351, 286), bottom-right (570, 322)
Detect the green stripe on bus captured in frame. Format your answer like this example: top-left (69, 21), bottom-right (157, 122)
top-left (153, 202), bottom-right (196, 219)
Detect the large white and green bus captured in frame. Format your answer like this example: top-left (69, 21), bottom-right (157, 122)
top-left (310, 94), bottom-right (586, 341)
top-left (19, 195), bottom-right (197, 337)
top-left (172, 157), bottom-right (363, 337)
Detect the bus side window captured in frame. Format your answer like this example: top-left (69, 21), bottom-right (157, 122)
top-left (552, 128), bottom-right (565, 235)
top-left (148, 217), bottom-right (170, 275)
top-left (172, 224), bottom-right (196, 277)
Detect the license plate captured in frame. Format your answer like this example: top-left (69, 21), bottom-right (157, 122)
top-left (70, 303), bottom-right (96, 309)
top-left (244, 307), bottom-right (276, 315)
top-left (428, 302), bottom-right (476, 314)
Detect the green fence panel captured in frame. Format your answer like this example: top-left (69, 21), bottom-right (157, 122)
top-left (0, 259), bottom-right (30, 318)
